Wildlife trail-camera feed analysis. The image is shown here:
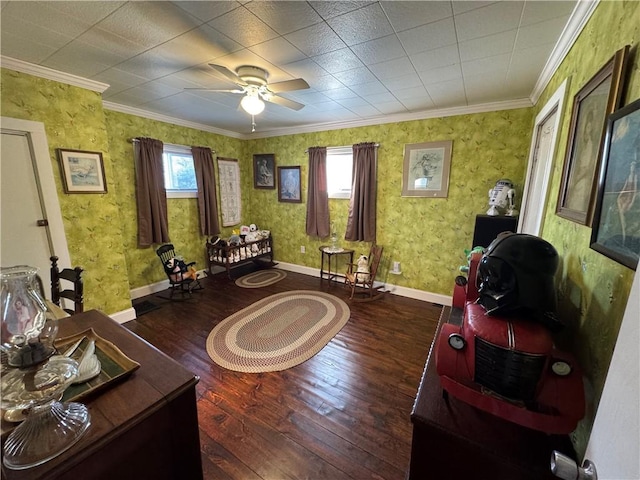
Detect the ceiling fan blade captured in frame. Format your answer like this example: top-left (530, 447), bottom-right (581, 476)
top-left (264, 94), bottom-right (305, 111)
top-left (267, 78), bottom-right (310, 93)
top-left (184, 88), bottom-right (245, 94)
top-left (208, 63), bottom-right (247, 86)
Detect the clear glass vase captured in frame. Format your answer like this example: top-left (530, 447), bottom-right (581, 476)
top-left (1, 265), bottom-right (56, 368)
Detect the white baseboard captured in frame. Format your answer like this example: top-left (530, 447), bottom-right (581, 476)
top-left (274, 261), bottom-right (452, 306)
top-left (109, 307), bottom-right (137, 324)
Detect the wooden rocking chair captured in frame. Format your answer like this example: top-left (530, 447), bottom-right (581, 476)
top-left (344, 245), bottom-right (387, 302)
top-left (156, 244), bottom-right (203, 300)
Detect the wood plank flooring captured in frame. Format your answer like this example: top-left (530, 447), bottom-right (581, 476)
top-left (125, 267), bottom-right (443, 480)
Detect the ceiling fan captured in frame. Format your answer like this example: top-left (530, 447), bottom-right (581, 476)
top-left (187, 64), bottom-right (310, 115)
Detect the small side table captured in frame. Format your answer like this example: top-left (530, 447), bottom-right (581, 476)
top-left (319, 246), bottom-right (354, 284)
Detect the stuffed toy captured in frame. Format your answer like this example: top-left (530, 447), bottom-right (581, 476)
top-left (459, 246), bottom-right (485, 273)
top-left (165, 257), bottom-right (198, 283)
top-left (356, 254), bottom-right (370, 282)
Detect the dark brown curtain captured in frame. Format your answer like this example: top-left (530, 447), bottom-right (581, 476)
top-left (345, 142), bottom-right (377, 242)
top-left (134, 137), bottom-right (169, 247)
top-left (305, 146), bottom-right (329, 237)
top-left (192, 146), bottom-right (220, 236)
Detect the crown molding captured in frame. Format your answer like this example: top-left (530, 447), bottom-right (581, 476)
top-left (248, 98), bottom-right (533, 139)
top-left (0, 56), bottom-right (110, 93)
top-left (102, 102), bottom-right (244, 139)
top-left (530, 0), bottom-right (599, 104)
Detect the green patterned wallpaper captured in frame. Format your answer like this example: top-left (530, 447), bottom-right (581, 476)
top-left (104, 111), bottom-right (244, 289)
top-left (0, 69), bottom-right (131, 314)
top-left (533, 0), bottom-right (639, 456)
top-left (0, 0), bottom-right (636, 457)
top-left (244, 110), bottom-right (533, 296)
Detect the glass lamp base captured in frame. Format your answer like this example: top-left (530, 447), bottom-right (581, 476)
top-left (3, 401), bottom-right (90, 470)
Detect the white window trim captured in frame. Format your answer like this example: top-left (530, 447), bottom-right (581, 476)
top-left (163, 143), bottom-right (197, 198)
top-left (327, 146), bottom-right (352, 200)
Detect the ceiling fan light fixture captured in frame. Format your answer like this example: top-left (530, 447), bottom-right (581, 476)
top-left (240, 93), bottom-right (265, 115)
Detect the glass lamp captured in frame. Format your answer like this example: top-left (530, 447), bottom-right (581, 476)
top-left (240, 93), bottom-right (265, 115)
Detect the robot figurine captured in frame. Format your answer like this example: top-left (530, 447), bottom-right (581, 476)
top-left (487, 178), bottom-right (518, 216)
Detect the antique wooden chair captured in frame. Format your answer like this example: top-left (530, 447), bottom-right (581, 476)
top-left (344, 244), bottom-right (387, 302)
top-left (50, 255), bottom-right (84, 315)
top-left (156, 244), bottom-right (203, 299)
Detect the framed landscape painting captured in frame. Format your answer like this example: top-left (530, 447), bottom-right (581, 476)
top-left (56, 148), bottom-right (107, 193)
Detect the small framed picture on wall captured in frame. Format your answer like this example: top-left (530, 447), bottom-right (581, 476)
top-left (277, 166), bottom-right (302, 203)
top-left (56, 148), bottom-right (107, 194)
top-left (253, 153), bottom-right (276, 189)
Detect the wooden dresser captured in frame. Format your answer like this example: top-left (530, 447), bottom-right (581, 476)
top-left (1, 310), bottom-right (203, 480)
top-left (408, 306), bottom-right (576, 480)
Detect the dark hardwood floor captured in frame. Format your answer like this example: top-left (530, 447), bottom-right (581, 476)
top-left (125, 267), bottom-right (444, 480)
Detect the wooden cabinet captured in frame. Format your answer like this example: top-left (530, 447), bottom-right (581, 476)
top-left (408, 307), bottom-right (575, 480)
top-left (1, 310), bottom-right (203, 480)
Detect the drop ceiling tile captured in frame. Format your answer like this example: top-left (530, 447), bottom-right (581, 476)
top-left (411, 45), bottom-right (460, 72)
top-left (418, 64), bottom-right (463, 85)
top-left (427, 78), bottom-right (466, 107)
top-left (43, 43), bottom-right (116, 77)
top-left (369, 57), bottom-right (415, 80)
top-left (454, 2), bottom-right (524, 42)
top-left (332, 67), bottom-right (378, 86)
top-left (391, 85), bottom-right (428, 100)
top-left (514, 16), bottom-right (570, 51)
top-left (326, 3), bottom-right (394, 46)
top-left (113, 50), bottom-right (189, 80)
top-left (336, 96), bottom-right (371, 108)
top-left (250, 37), bottom-right (306, 66)
top-left (381, 1), bottom-right (453, 33)
top-left (285, 22), bottom-right (347, 56)
top-left (382, 73), bottom-right (423, 91)
top-left (281, 58), bottom-right (329, 80)
top-left (451, 2), bottom-right (495, 15)
top-left (312, 48), bottom-right (364, 74)
top-left (374, 100), bottom-right (408, 115)
top-left (461, 53), bottom-right (511, 77)
top-left (520, 1), bottom-right (576, 26)
top-left (347, 104), bottom-right (382, 117)
top-left (398, 17), bottom-right (457, 55)
top-left (401, 96), bottom-right (436, 111)
top-left (44, 1), bottom-right (125, 23)
top-left (0, 13), bottom-right (77, 50)
top-left (459, 29), bottom-right (517, 62)
top-left (244, 1), bottom-right (322, 35)
top-left (0, 32), bottom-right (58, 64)
top-left (322, 86), bottom-right (358, 101)
top-left (308, 1), bottom-right (374, 20)
top-left (364, 91), bottom-right (397, 104)
top-left (206, 6), bottom-right (278, 48)
top-left (351, 35), bottom-right (406, 65)
top-left (97, 2), bottom-right (202, 49)
top-left (99, 68), bottom-right (150, 96)
top-left (172, 1), bottom-right (241, 22)
top-left (310, 74), bottom-right (347, 92)
top-left (1, 2), bottom-right (96, 38)
top-left (78, 27), bottom-right (147, 60)
top-left (355, 80), bottom-right (390, 96)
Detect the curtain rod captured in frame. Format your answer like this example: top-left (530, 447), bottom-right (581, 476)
top-left (304, 143), bottom-right (379, 153)
top-left (129, 138), bottom-right (215, 153)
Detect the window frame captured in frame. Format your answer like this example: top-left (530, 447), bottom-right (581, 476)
top-left (162, 144), bottom-right (197, 198)
top-left (326, 146), bottom-right (353, 199)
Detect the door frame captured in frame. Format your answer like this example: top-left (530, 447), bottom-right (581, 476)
top-left (1, 116), bottom-right (71, 269)
top-left (518, 78), bottom-right (569, 235)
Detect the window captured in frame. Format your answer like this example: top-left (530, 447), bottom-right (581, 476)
top-left (326, 147), bottom-right (352, 199)
top-left (163, 144), bottom-right (197, 198)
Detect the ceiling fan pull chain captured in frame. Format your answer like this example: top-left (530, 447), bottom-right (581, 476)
top-left (251, 115), bottom-right (256, 133)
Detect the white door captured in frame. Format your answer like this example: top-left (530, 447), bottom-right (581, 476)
top-left (582, 270), bottom-right (639, 479)
top-left (519, 79), bottom-right (568, 235)
top-left (0, 117), bottom-right (70, 294)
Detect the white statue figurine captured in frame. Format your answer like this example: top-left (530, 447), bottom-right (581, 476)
top-left (487, 179), bottom-right (517, 216)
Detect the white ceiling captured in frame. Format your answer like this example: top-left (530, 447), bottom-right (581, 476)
top-left (0, 1), bottom-right (586, 138)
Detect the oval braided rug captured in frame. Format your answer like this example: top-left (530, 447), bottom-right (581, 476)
top-left (235, 269), bottom-right (287, 288)
top-left (206, 290), bottom-right (350, 373)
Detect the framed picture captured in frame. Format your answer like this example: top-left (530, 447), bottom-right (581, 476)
top-left (56, 149), bottom-right (107, 194)
top-left (556, 45), bottom-right (629, 225)
top-left (277, 166), bottom-right (302, 203)
top-left (590, 98), bottom-right (640, 271)
top-left (402, 140), bottom-right (452, 198)
top-left (253, 153), bottom-right (276, 189)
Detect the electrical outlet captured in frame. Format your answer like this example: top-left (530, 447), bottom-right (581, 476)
top-left (300, 246), bottom-right (306, 253)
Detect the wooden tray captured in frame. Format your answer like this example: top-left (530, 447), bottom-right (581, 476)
top-left (54, 328), bottom-right (140, 402)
